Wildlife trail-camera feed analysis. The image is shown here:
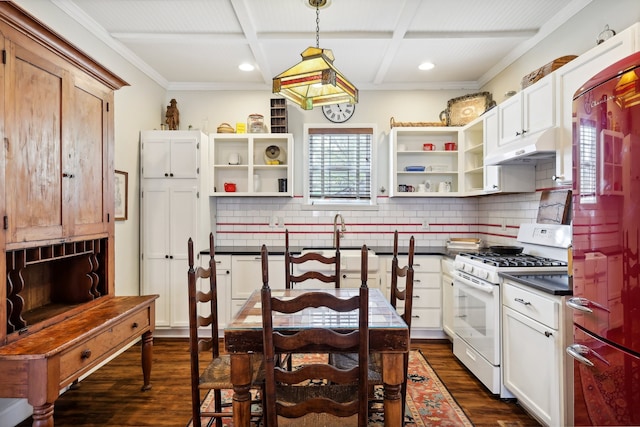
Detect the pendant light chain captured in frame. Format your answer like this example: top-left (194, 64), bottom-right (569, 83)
top-left (315, 3), bottom-right (320, 48)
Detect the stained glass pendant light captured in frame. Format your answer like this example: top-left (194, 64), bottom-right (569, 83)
top-left (272, 0), bottom-right (358, 110)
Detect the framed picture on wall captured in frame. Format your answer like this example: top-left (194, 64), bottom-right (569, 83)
top-left (115, 170), bottom-right (128, 221)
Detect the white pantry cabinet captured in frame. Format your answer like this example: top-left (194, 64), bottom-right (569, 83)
top-left (140, 130), bottom-right (207, 329)
top-left (141, 180), bottom-right (199, 327)
top-left (141, 130), bottom-right (201, 179)
top-left (553, 23), bottom-right (638, 185)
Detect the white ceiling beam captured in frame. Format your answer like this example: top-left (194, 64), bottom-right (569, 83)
top-left (230, 0), bottom-right (273, 85)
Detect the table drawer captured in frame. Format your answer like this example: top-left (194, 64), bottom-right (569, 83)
top-left (59, 308), bottom-right (150, 383)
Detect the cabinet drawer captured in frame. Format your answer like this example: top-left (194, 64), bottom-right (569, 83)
top-left (212, 254), bottom-right (231, 270)
top-left (59, 309), bottom-right (150, 383)
top-left (413, 272), bottom-right (440, 289)
top-left (503, 282), bottom-right (558, 329)
top-left (396, 287), bottom-right (441, 309)
top-left (385, 256), bottom-right (441, 272)
top-left (409, 307), bottom-right (442, 329)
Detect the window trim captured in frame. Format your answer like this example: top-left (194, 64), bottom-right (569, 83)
top-left (303, 123), bottom-right (378, 209)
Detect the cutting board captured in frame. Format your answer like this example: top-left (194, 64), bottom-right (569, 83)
top-left (537, 190), bottom-right (571, 224)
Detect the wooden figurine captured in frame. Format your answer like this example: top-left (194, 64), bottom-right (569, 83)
top-left (165, 98), bottom-right (180, 130)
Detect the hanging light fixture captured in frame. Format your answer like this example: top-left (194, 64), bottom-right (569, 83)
top-left (272, 0), bottom-right (358, 110)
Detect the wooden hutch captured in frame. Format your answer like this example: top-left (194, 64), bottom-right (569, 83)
top-left (0, 3), bottom-right (157, 426)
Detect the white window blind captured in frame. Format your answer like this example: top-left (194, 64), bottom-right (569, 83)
top-left (307, 128), bottom-right (373, 203)
top-left (578, 118), bottom-right (596, 204)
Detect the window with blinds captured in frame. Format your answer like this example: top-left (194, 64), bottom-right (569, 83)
top-left (578, 118), bottom-right (596, 204)
top-left (307, 127), bottom-right (373, 205)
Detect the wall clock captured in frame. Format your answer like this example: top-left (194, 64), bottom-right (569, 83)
top-left (322, 103), bottom-right (355, 123)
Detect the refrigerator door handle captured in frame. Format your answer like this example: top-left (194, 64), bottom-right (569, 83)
top-left (566, 297), bottom-right (611, 313)
top-left (566, 343), bottom-right (611, 367)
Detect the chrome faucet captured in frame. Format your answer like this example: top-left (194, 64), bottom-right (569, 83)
top-left (333, 213), bottom-right (346, 247)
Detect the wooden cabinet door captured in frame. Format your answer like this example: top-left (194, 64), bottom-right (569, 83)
top-left (66, 76), bottom-right (112, 236)
top-left (5, 41), bottom-right (64, 244)
top-left (4, 41), bottom-right (111, 245)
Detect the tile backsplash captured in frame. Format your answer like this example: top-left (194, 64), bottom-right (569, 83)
top-left (212, 159), bottom-right (562, 249)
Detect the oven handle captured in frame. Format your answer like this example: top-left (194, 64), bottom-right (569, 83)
top-left (454, 271), bottom-right (495, 294)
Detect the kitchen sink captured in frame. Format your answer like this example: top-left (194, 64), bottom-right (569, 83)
top-left (301, 247), bottom-right (379, 272)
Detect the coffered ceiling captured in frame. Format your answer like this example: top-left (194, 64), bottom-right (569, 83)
top-left (51, 0), bottom-right (592, 91)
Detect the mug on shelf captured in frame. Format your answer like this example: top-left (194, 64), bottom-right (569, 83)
top-left (423, 143), bottom-right (435, 151)
top-left (224, 182), bottom-right (237, 192)
top-left (444, 142), bottom-right (457, 151)
top-left (418, 183), bottom-right (427, 192)
top-left (228, 153), bottom-right (241, 165)
top-left (438, 181), bottom-right (451, 192)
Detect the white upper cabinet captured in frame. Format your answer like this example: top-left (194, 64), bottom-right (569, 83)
top-left (209, 133), bottom-right (293, 196)
top-left (141, 130), bottom-right (201, 179)
top-left (485, 73), bottom-right (556, 165)
top-left (553, 23), bottom-right (638, 185)
top-left (389, 127), bottom-right (462, 197)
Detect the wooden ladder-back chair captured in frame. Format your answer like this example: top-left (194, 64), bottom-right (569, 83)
top-left (187, 233), bottom-right (264, 427)
top-left (260, 243), bottom-right (370, 427)
top-left (331, 230), bottom-right (415, 424)
top-left (285, 228), bottom-right (341, 289)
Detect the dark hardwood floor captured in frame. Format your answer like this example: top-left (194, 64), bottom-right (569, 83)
top-left (15, 338), bottom-right (540, 427)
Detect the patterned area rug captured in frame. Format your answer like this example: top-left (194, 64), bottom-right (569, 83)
top-left (188, 350), bottom-right (473, 426)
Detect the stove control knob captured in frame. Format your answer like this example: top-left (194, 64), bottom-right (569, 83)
top-left (464, 264), bottom-right (474, 274)
top-left (477, 269), bottom-right (489, 280)
top-left (454, 261), bottom-right (464, 270)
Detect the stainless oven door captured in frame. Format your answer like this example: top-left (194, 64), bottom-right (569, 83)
top-left (453, 270), bottom-right (500, 365)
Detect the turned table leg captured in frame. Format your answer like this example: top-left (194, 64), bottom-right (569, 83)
top-left (382, 352), bottom-right (405, 427)
top-left (141, 330), bottom-right (153, 391)
top-left (230, 352), bottom-right (252, 427)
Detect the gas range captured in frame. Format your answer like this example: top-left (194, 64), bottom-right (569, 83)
top-left (454, 223), bottom-right (571, 284)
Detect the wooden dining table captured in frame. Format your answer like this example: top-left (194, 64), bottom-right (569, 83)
top-left (224, 287), bottom-right (410, 427)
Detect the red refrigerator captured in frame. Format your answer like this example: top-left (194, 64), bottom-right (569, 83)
top-left (568, 51), bottom-right (640, 426)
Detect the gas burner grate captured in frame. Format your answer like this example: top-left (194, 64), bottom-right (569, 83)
top-left (459, 252), bottom-right (568, 268)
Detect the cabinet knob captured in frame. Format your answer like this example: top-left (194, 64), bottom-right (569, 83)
top-left (170, 173), bottom-right (174, 177)
top-left (165, 255), bottom-right (169, 259)
top-left (81, 349), bottom-right (92, 359)
top-left (132, 322), bottom-right (139, 329)
top-left (544, 331), bottom-right (553, 337)
top-left (551, 175), bottom-right (563, 181)
top-left (164, 173), bottom-right (169, 177)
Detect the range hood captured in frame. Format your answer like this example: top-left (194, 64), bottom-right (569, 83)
top-left (484, 127), bottom-right (557, 165)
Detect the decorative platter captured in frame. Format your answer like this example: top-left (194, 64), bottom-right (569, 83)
top-left (443, 92), bottom-right (496, 126)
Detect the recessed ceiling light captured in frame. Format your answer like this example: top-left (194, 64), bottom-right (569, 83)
top-left (239, 63), bottom-right (255, 72)
top-left (418, 62), bottom-right (435, 71)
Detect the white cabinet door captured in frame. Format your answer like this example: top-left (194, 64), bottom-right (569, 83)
top-left (231, 255), bottom-right (286, 300)
top-left (484, 165), bottom-right (535, 193)
top-left (141, 181), bottom-right (198, 328)
top-left (498, 74), bottom-right (555, 148)
top-left (141, 130), bottom-right (199, 179)
top-left (554, 24), bottom-right (636, 184)
top-left (441, 258), bottom-right (454, 338)
top-left (503, 306), bottom-right (560, 426)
